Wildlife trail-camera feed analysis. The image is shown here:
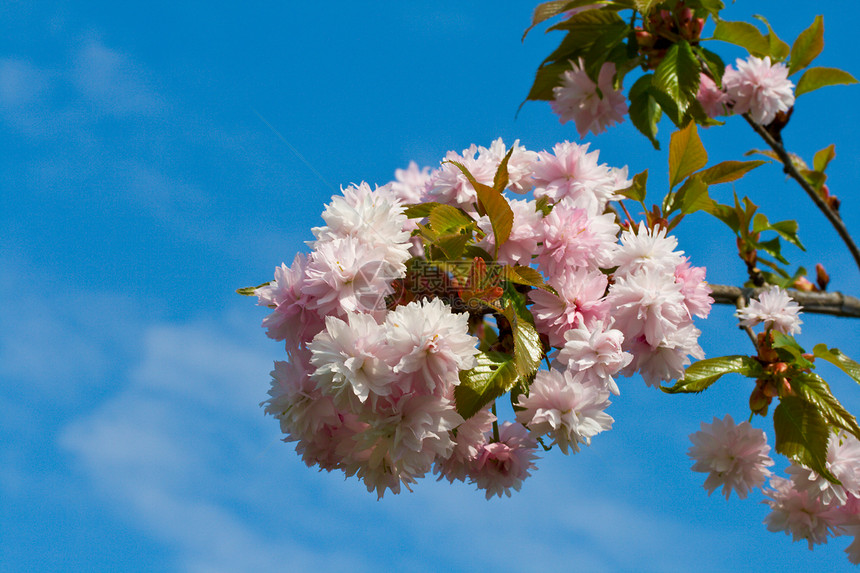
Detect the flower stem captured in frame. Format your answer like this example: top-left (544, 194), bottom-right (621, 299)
top-left (743, 113), bottom-right (860, 274)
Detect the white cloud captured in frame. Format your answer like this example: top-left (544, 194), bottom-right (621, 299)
top-left (72, 39), bottom-right (165, 116)
top-left (59, 319), bottom-right (372, 572)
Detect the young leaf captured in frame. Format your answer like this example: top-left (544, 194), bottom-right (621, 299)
top-left (813, 344), bottom-right (860, 385)
top-left (773, 396), bottom-right (838, 483)
top-left (404, 202), bottom-right (444, 219)
top-left (455, 351), bottom-right (519, 420)
top-left (429, 204), bottom-right (473, 233)
top-left (493, 147), bottom-right (515, 193)
top-left (696, 160), bottom-right (767, 185)
top-left (618, 169), bottom-right (648, 202)
top-left (678, 176), bottom-right (714, 215)
top-left (772, 331), bottom-right (814, 369)
top-left (789, 15), bottom-right (824, 76)
top-left (813, 145), bottom-right (836, 173)
top-left (668, 122), bottom-right (708, 189)
top-left (524, 61), bottom-right (569, 103)
top-left (236, 281), bottom-right (272, 296)
top-left (795, 67), bottom-right (859, 97)
top-left (791, 372), bottom-right (860, 442)
top-left (502, 302), bottom-right (543, 378)
top-left (436, 233), bottom-right (470, 260)
top-left (712, 20), bottom-right (769, 57)
top-left (447, 160), bottom-right (514, 255)
top-left (753, 14), bottom-right (790, 62)
top-left (662, 355), bottom-right (764, 394)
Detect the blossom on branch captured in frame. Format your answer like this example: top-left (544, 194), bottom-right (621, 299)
top-left (723, 56), bottom-right (795, 126)
top-left (550, 59), bottom-right (627, 138)
top-left (736, 285), bottom-right (803, 335)
top-left (688, 414), bottom-right (774, 499)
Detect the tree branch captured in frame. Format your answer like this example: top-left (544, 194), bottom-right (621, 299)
top-left (709, 283), bottom-right (860, 319)
top-left (743, 113), bottom-right (860, 273)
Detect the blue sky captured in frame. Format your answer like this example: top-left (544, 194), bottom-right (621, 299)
top-left (2, 1), bottom-right (860, 571)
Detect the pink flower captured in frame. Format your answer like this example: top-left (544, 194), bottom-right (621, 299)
top-left (309, 313), bottom-right (395, 409)
top-left (435, 407), bottom-right (495, 483)
top-left (515, 368), bottom-right (613, 454)
top-left (787, 432), bottom-right (860, 506)
top-left (736, 285), bottom-right (803, 335)
top-left (471, 422), bottom-right (538, 499)
top-left (696, 73), bottom-right (729, 118)
top-left (723, 56), bottom-right (795, 125)
top-left (256, 254), bottom-right (326, 348)
top-left (613, 223), bottom-right (684, 278)
top-left (765, 476), bottom-right (847, 549)
top-left (675, 258), bottom-right (713, 319)
top-left (556, 320), bottom-right (631, 395)
top-left (688, 414), bottom-right (774, 499)
top-left (389, 161), bottom-right (430, 204)
top-left (551, 59), bottom-right (627, 138)
top-left (383, 298), bottom-right (479, 395)
top-left (607, 268), bottom-right (689, 348)
top-left (531, 141), bottom-right (622, 215)
top-left (478, 198), bottom-right (543, 266)
top-left (622, 325), bottom-right (704, 386)
top-left (530, 267), bottom-right (610, 348)
top-left (538, 202), bottom-right (617, 275)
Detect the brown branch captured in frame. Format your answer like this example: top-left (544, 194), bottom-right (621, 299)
top-left (743, 113), bottom-right (860, 273)
top-left (709, 283), bottom-right (860, 319)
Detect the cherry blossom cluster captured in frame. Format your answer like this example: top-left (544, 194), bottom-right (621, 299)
top-left (254, 138), bottom-right (713, 499)
top-left (689, 414), bottom-right (860, 563)
top-left (697, 55), bottom-right (796, 125)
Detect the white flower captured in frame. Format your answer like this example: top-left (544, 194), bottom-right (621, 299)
top-left (688, 414), bottom-right (774, 499)
top-left (736, 285), bottom-right (803, 335)
top-left (613, 222), bottom-right (685, 278)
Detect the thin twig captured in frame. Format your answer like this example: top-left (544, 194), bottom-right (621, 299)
top-left (743, 113), bottom-right (860, 273)
top-left (733, 294), bottom-right (759, 348)
top-left (709, 283), bottom-right (860, 319)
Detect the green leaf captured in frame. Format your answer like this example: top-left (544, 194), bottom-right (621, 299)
top-left (653, 40), bottom-right (701, 118)
top-left (756, 236), bottom-right (787, 264)
top-left (618, 169), bottom-right (648, 202)
top-left (695, 47), bottom-right (726, 86)
top-left (429, 204), bottom-right (473, 233)
top-left (772, 331), bottom-right (813, 369)
top-left (795, 67), bottom-right (859, 97)
top-left (662, 355), bottom-right (764, 394)
top-left (236, 281), bottom-right (272, 296)
top-left (751, 214), bottom-right (805, 251)
top-left (455, 351), bottom-right (519, 420)
top-left (813, 344), bottom-right (860, 385)
top-left (436, 233), bottom-right (470, 259)
top-left (633, 0), bottom-right (660, 14)
top-left (506, 265), bottom-right (555, 294)
top-left (404, 202), bottom-right (444, 219)
top-left (668, 122), bottom-right (708, 189)
top-left (791, 372), bottom-right (860, 442)
top-left (523, 1), bottom-right (574, 40)
top-left (678, 175), bottom-right (714, 215)
top-left (524, 61), bottom-right (569, 103)
top-left (501, 302), bottom-right (543, 378)
top-left (712, 20), bottom-right (769, 57)
top-left (493, 146), bottom-right (515, 193)
top-left (447, 160), bottom-right (514, 257)
top-left (813, 144), bottom-right (836, 173)
top-left (789, 15), bottom-right (824, 76)
top-left (697, 160), bottom-right (766, 185)
top-left (774, 396), bottom-right (838, 483)
top-left (753, 14), bottom-right (790, 62)
top-left (628, 74), bottom-right (661, 149)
